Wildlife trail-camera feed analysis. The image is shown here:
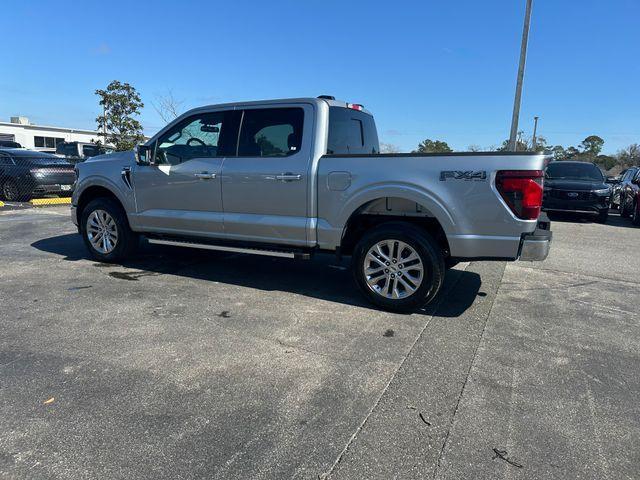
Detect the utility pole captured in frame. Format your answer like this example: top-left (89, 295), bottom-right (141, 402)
top-left (532, 116), bottom-right (539, 150)
top-left (508, 0), bottom-right (534, 151)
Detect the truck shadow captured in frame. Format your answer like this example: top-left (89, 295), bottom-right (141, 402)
top-left (31, 233), bottom-right (481, 317)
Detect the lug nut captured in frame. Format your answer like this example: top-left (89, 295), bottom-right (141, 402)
top-left (398, 264), bottom-right (403, 268)
top-left (391, 274), bottom-right (395, 278)
top-left (392, 259), bottom-right (397, 263)
top-left (385, 261), bottom-right (390, 266)
top-left (385, 269), bottom-right (389, 273)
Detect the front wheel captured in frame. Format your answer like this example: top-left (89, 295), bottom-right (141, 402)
top-left (351, 223), bottom-right (445, 313)
top-left (596, 210), bottom-right (608, 223)
top-left (620, 196), bottom-right (630, 218)
top-left (80, 197), bottom-right (138, 262)
top-left (632, 201), bottom-right (640, 226)
top-left (1, 180), bottom-right (27, 202)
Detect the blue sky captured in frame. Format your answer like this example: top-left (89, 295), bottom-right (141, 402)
top-left (2, 0), bottom-right (639, 154)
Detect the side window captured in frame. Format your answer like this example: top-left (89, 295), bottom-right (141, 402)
top-left (237, 108), bottom-right (304, 157)
top-left (154, 110), bottom-right (241, 165)
top-left (327, 107), bottom-right (379, 155)
top-left (34, 136), bottom-right (45, 148)
top-left (64, 144), bottom-right (79, 157)
top-left (82, 145), bottom-right (100, 157)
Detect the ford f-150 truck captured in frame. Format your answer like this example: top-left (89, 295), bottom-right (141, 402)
top-left (71, 96), bottom-right (552, 312)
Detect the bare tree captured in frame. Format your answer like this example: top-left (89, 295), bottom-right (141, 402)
top-left (152, 90), bottom-right (184, 123)
top-left (380, 142), bottom-right (401, 154)
top-left (467, 144), bottom-right (482, 152)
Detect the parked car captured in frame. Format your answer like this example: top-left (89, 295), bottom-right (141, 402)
top-left (71, 96), bottom-right (552, 312)
top-left (55, 141), bottom-right (113, 164)
top-left (620, 168), bottom-right (640, 223)
top-left (0, 140), bottom-right (22, 148)
top-left (0, 148), bottom-right (76, 201)
top-left (542, 161), bottom-right (611, 223)
top-left (610, 166), bottom-right (639, 210)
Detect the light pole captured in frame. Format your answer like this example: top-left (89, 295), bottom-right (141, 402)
top-left (532, 116), bottom-right (539, 150)
top-left (508, 0), bottom-right (534, 151)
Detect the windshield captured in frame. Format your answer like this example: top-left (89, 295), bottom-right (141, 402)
top-left (545, 162), bottom-right (603, 181)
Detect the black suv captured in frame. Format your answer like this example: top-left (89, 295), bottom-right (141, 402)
top-left (611, 166), bottom-right (639, 210)
top-left (619, 168), bottom-right (640, 220)
top-left (0, 148), bottom-right (76, 201)
top-left (542, 161), bottom-right (611, 223)
top-left (55, 141), bottom-right (113, 164)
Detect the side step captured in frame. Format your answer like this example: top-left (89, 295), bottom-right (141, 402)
top-left (147, 238), bottom-right (312, 260)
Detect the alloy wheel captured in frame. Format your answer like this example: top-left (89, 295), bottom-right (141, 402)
top-left (86, 209), bottom-right (119, 254)
top-left (2, 181), bottom-right (18, 201)
top-left (363, 239), bottom-right (424, 299)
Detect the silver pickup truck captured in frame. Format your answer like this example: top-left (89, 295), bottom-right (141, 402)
top-left (71, 96), bottom-right (551, 312)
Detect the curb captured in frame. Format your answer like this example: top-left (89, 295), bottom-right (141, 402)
top-left (30, 198), bottom-right (72, 206)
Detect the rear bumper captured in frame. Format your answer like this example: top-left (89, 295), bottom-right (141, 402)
top-left (518, 215), bottom-right (552, 261)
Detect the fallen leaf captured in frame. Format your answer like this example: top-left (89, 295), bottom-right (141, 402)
top-left (43, 397), bottom-right (55, 405)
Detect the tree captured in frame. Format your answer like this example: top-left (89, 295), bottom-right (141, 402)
top-left (380, 142), bottom-right (401, 153)
top-left (152, 89), bottom-right (184, 123)
top-left (413, 139), bottom-right (452, 153)
top-left (616, 144), bottom-right (640, 167)
top-left (95, 80), bottom-right (145, 151)
top-left (467, 144), bottom-right (482, 152)
top-left (580, 135), bottom-right (604, 156)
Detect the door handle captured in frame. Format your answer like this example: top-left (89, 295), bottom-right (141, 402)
top-left (275, 173), bottom-right (302, 182)
top-left (194, 172), bottom-right (216, 179)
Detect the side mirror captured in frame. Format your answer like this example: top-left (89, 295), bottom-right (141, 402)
top-left (135, 144), bottom-right (153, 165)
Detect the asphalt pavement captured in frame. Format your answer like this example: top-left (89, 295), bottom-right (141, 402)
top-left (0, 207), bottom-right (638, 479)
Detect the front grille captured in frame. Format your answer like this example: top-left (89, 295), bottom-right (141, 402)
top-left (549, 190), bottom-right (593, 200)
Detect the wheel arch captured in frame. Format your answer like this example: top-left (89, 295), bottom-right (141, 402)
top-left (76, 185), bottom-right (128, 227)
top-left (339, 196), bottom-right (451, 257)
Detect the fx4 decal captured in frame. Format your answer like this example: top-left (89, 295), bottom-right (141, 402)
top-left (440, 170), bottom-right (487, 181)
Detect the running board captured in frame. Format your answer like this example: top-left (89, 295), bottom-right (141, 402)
top-left (147, 238), bottom-right (311, 259)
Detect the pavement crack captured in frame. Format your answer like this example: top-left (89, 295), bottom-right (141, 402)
top-left (321, 264), bottom-right (470, 479)
top-left (432, 263), bottom-right (506, 479)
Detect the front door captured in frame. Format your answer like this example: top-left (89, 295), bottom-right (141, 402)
top-left (133, 110), bottom-right (241, 237)
top-left (220, 105), bottom-right (312, 246)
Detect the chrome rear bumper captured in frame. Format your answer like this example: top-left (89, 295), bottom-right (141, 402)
top-left (519, 215), bottom-right (552, 262)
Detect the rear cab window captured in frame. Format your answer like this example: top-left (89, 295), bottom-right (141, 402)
top-left (237, 108), bottom-right (304, 157)
top-left (327, 107), bottom-right (379, 155)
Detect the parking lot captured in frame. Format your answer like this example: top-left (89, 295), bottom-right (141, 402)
top-left (1, 206), bottom-right (638, 479)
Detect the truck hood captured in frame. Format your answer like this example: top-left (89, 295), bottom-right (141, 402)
top-left (85, 150), bottom-right (135, 165)
top-left (545, 179), bottom-right (608, 191)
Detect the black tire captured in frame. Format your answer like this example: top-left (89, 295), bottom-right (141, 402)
top-left (351, 222), bottom-right (445, 313)
top-left (80, 197), bottom-right (138, 262)
top-left (632, 200), bottom-right (640, 226)
top-left (1, 179), bottom-right (26, 202)
top-left (595, 210), bottom-right (608, 224)
top-left (620, 195), bottom-right (630, 218)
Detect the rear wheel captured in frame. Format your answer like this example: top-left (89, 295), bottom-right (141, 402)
top-left (80, 197), bottom-right (138, 262)
top-left (352, 222), bottom-right (445, 313)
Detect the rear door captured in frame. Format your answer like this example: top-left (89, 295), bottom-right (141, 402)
top-left (220, 104), bottom-right (313, 246)
top-left (133, 110), bottom-right (241, 236)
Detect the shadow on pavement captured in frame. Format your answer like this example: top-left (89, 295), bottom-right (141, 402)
top-left (546, 209), bottom-right (637, 229)
top-left (31, 233), bottom-right (481, 317)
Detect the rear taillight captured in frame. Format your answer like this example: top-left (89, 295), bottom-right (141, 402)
top-left (495, 170), bottom-right (544, 220)
top-left (347, 103), bottom-right (364, 111)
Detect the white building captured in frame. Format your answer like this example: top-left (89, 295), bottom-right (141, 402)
top-left (0, 116), bottom-right (100, 153)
